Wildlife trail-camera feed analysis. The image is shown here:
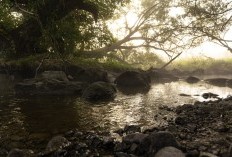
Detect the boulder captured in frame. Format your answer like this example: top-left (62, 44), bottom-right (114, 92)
top-left (7, 149), bottom-right (34, 157)
top-left (14, 79), bottom-right (87, 96)
top-left (154, 147), bottom-right (185, 157)
top-left (185, 76), bottom-right (200, 84)
top-left (123, 133), bottom-right (148, 145)
top-left (123, 125), bottom-right (141, 134)
top-left (137, 131), bottom-right (180, 156)
top-left (202, 92), bottom-right (219, 99)
top-left (40, 71), bottom-right (69, 82)
top-left (82, 82), bottom-right (117, 102)
top-left (115, 71), bottom-right (150, 94)
top-left (205, 78), bottom-right (228, 87)
top-left (46, 136), bottom-right (70, 152)
top-left (67, 66), bottom-right (109, 83)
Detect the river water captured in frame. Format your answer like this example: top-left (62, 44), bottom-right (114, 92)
top-left (1, 74), bottom-right (232, 151)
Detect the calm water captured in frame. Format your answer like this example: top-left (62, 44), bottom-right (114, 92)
top-left (1, 74), bottom-right (232, 150)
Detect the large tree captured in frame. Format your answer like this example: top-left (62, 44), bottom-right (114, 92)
top-left (0, 0), bottom-right (128, 57)
top-left (1, 0), bottom-right (232, 63)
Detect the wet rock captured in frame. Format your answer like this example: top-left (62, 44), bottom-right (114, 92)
top-left (175, 116), bottom-right (188, 125)
top-left (179, 93), bottom-right (191, 97)
top-left (14, 79), bottom-right (87, 96)
top-left (154, 146), bottom-right (185, 157)
top-left (186, 150), bottom-right (200, 157)
top-left (115, 71), bottom-right (150, 94)
top-left (148, 69), bottom-right (179, 82)
top-left (114, 128), bottom-right (124, 136)
top-left (137, 131), bottom-right (180, 156)
top-left (123, 133), bottom-right (148, 145)
top-left (40, 71), bottom-right (69, 82)
top-left (199, 152), bottom-right (218, 157)
top-left (202, 92), bottom-right (219, 99)
top-left (46, 136), bottom-right (71, 152)
top-left (205, 78), bottom-right (228, 87)
top-left (124, 125), bottom-right (141, 134)
top-left (102, 136), bottom-right (115, 150)
top-left (115, 152), bottom-right (137, 157)
top-left (67, 66), bottom-right (109, 83)
top-left (186, 76), bottom-right (200, 84)
top-left (82, 82), bottom-right (116, 102)
top-left (7, 149), bottom-right (34, 157)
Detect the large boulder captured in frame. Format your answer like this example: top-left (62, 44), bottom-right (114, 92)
top-left (185, 76), bottom-right (200, 84)
top-left (46, 136), bottom-right (71, 152)
top-left (40, 71), bottom-right (69, 82)
top-left (82, 82), bottom-right (117, 102)
top-left (205, 78), bottom-right (229, 87)
top-left (66, 66), bottom-right (109, 83)
top-left (137, 131), bottom-right (180, 157)
top-left (115, 71), bottom-right (150, 94)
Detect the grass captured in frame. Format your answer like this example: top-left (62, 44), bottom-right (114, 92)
top-left (170, 57), bottom-right (232, 73)
top-left (0, 54), bottom-right (135, 72)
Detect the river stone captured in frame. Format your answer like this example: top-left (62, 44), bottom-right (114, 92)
top-left (46, 136), bottom-right (70, 152)
top-left (137, 131), bottom-right (180, 156)
top-left (202, 92), bottom-right (219, 99)
top-left (41, 71), bottom-right (69, 82)
top-left (14, 79), bottom-right (87, 95)
top-left (67, 66), bottom-right (109, 83)
top-left (123, 133), bottom-right (148, 145)
top-left (205, 78), bottom-right (228, 87)
top-left (7, 149), bottom-right (34, 157)
top-left (82, 81), bottom-right (116, 102)
top-left (115, 71), bottom-right (150, 88)
top-left (186, 76), bottom-right (200, 84)
top-left (154, 147), bottom-right (185, 157)
top-left (124, 125), bottom-right (141, 134)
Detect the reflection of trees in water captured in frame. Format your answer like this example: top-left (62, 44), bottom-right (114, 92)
top-left (0, 97), bottom-right (27, 149)
top-left (18, 96), bottom-right (80, 133)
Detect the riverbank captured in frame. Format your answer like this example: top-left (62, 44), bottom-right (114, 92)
top-left (4, 96), bottom-right (232, 157)
top-left (1, 60), bottom-right (232, 156)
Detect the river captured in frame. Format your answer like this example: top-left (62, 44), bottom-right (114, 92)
top-left (0, 74), bottom-right (232, 152)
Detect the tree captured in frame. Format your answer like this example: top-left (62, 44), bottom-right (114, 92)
top-left (1, 0), bottom-right (232, 65)
top-left (0, 0), bottom-right (128, 58)
top-left (82, 0), bottom-right (232, 67)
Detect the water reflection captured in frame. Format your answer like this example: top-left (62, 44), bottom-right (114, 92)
top-left (1, 79), bottom-right (232, 144)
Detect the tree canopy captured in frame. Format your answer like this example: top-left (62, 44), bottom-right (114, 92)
top-left (0, 0), bottom-right (232, 63)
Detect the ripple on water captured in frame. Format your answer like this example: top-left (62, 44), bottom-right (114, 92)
top-left (1, 79), bottom-right (232, 151)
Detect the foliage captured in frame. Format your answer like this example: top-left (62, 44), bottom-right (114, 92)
top-left (0, 0), bottom-right (129, 58)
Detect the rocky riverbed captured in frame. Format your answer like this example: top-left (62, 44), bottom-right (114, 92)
top-left (4, 96), bottom-right (232, 157)
top-left (2, 66), bottom-right (232, 157)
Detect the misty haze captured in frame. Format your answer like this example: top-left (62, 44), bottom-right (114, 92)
top-left (1, 0), bottom-right (232, 157)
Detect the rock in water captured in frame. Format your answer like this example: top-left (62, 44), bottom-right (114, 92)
top-left (82, 81), bottom-right (116, 102)
top-left (138, 131), bottom-right (180, 156)
top-left (115, 71), bottom-right (150, 94)
top-left (185, 76), bottom-right (200, 84)
top-left (7, 149), bottom-right (34, 157)
top-left (41, 71), bottom-right (69, 82)
top-left (46, 136), bottom-right (70, 152)
top-left (154, 147), bottom-right (185, 157)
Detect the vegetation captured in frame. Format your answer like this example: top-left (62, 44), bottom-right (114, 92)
top-left (171, 57), bottom-right (232, 73)
top-left (1, 0), bottom-right (232, 69)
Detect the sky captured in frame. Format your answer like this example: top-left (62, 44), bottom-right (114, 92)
top-left (107, 0), bottom-right (232, 60)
